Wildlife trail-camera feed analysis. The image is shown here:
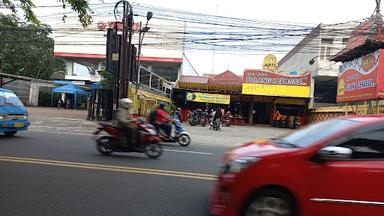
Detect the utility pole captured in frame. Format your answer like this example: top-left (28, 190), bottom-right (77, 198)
top-left (376, 0), bottom-right (381, 15)
top-left (114, 0), bottom-right (133, 99)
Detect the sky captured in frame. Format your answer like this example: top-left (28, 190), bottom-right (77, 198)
top-left (31, 0), bottom-right (380, 76)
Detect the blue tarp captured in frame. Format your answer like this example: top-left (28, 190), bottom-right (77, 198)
top-left (51, 84), bottom-right (89, 109)
top-left (52, 83), bottom-right (89, 95)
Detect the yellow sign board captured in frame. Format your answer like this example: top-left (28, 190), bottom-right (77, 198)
top-left (242, 83), bottom-right (310, 98)
top-left (186, 92), bottom-right (230, 105)
top-left (262, 54), bottom-right (278, 72)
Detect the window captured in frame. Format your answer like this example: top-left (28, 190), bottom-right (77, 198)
top-left (320, 38), bottom-right (333, 60)
top-left (281, 119), bottom-right (358, 148)
top-left (0, 92), bottom-right (24, 107)
top-left (338, 129), bottom-right (384, 159)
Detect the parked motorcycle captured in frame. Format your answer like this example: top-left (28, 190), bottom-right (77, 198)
top-left (210, 117), bottom-right (221, 131)
top-left (159, 114), bottom-right (191, 147)
top-left (223, 111), bottom-right (232, 127)
top-left (188, 111), bottom-right (198, 126)
top-left (94, 120), bottom-right (163, 159)
top-left (292, 117), bottom-right (301, 129)
top-left (200, 111), bottom-right (209, 127)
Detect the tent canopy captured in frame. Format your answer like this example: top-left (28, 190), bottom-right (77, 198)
top-left (52, 83), bottom-right (88, 95)
top-left (51, 83), bottom-right (89, 109)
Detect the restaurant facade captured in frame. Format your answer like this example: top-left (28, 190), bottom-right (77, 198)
top-left (174, 69), bottom-right (311, 126)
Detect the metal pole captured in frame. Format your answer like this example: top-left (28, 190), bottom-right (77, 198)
top-left (126, 11), bottom-right (133, 98)
top-left (119, 3), bottom-right (128, 99)
top-left (136, 21), bottom-right (143, 93)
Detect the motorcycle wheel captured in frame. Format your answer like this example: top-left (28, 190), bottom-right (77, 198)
top-left (178, 134), bottom-right (191, 147)
top-left (96, 136), bottom-right (113, 155)
top-left (144, 142), bottom-right (163, 159)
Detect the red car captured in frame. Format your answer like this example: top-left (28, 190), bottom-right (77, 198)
top-left (210, 115), bottom-right (384, 216)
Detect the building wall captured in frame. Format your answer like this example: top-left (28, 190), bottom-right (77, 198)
top-left (277, 24), bottom-right (355, 108)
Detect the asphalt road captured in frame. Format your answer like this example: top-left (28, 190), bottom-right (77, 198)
top-left (0, 130), bottom-right (229, 216)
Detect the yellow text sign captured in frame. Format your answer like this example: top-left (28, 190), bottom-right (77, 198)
top-left (186, 92), bottom-right (230, 104)
top-left (242, 83), bottom-right (310, 98)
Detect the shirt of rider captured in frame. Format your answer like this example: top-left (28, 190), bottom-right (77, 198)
top-left (156, 108), bottom-right (170, 124)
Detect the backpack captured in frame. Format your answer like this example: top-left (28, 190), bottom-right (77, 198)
top-left (149, 110), bottom-right (157, 123)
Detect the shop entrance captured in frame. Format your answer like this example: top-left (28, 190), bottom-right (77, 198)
top-left (253, 103), bottom-right (272, 124)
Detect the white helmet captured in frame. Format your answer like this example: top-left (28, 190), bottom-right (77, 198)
top-left (119, 98), bottom-right (133, 109)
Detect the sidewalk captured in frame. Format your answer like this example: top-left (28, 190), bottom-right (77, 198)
top-left (27, 107), bottom-right (97, 134)
top-left (26, 107), bottom-right (290, 147)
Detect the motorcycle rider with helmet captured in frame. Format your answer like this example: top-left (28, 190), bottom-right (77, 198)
top-left (155, 103), bottom-right (174, 140)
top-left (117, 98), bottom-right (136, 145)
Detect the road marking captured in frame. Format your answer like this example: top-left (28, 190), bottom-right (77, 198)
top-left (163, 149), bottom-right (213, 155)
top-left (0, 156), bottom-right (216, 181)
top-left (29, 129), bottom-right (94, 136)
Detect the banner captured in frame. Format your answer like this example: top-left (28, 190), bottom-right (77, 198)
top-left (242, 70), bottom-right (311, 98)
top-left (186, 92), bottom-right (230, 105)
top-left (337, 49), bottom-right (384, 102)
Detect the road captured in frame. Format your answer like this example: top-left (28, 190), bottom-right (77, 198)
top-left (0, 122), bottom-right (289, 216)
top-left (0, 130), bottom-right (228, 216)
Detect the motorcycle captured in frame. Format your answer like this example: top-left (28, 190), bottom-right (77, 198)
top-left (200, 111), bottom-right (209, 127)
top-left (210, 116), bottom-right (221, 131)
top-left (188, 111), bottom-right (198, 126)
top-left (223, 113), bottom-right (232, 127)
top-left (94, 120), bottom-right (163, 159)
top-left (159, 115), bottom-right (191, 147)
top-left (292, 117), bottom-right (301, 129)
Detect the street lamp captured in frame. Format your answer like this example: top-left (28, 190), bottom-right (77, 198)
top-left (136, 11), bottom-right (153, 91)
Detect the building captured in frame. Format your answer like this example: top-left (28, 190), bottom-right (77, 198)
top-left (277, 23), bottom-right (356, 109)
top-left (175, 69), bottom-right (311, 126)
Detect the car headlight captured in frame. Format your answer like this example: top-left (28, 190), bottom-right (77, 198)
top-left (225, 157), bottom-right (261, 173)
top-left (0, 115), bottom-right (6, 120)
top-left (23, 115), bottom-right (28, 119)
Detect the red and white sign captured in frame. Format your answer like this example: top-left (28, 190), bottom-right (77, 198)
top-left (337, 49), bottom-right (384, 102)
top-left (243, 70), bottom-right (311, 86)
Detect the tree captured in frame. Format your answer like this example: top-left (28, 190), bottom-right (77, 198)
top-left (0, 14), bottom-right (65, 79)
top-left (0, 0), bottom-right (93, 27)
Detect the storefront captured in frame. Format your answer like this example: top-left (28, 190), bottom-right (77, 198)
top-left (242, 70), bottom-right (311, 125)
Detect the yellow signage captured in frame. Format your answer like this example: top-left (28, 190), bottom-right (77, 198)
top-left (242, 83), bottom-right (310, 98)
top-left (186, 92), bottom-right (230, 104)
top-left (262, 54), bottom-right (278, 72)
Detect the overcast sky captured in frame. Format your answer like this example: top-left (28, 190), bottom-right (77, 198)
top-left (33, 0), bottom-right (380, 75)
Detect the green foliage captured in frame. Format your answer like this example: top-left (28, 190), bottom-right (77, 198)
top-left (0, 14), bottom-right (65, 79)
top-left (99, 69), bottom-right (114, 90)
top-left (0, 0), bottom-right (94, 27)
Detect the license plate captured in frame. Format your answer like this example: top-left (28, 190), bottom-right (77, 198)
top-left (14, 123), bottom-right (24, 128)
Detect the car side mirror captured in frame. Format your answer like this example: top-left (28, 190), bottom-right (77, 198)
top-left (318, 146), bottom-right (352, 161)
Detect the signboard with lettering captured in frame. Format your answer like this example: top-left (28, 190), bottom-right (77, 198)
top-left (242, 70), bottom-right (311, 98)
top-left (337, 49), bottom-right (384, 102)
top-left (186, 92), bottom-right (230, 105)
top-left (262, 54), bottom-right (278, 72)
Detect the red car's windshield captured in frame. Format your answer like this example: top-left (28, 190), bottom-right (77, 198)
top-left (279, 118), bottom-right (359, 148)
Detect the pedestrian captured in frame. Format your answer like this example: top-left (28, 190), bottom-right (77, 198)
top-left (57, 99), bottom-right (63, 109)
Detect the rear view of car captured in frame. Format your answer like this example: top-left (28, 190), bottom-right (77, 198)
top-left (0, 88), bottom-right (29, 136)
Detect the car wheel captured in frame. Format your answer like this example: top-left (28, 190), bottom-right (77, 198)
top-left (4, 131), bottom-right (17, 136)
top-left (244, 189), bottom-right (294, 216)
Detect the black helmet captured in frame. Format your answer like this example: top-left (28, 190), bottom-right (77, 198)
top-left (159, 102), bottom-right (167, 109)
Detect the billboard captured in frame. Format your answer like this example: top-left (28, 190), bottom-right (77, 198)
top-left (337, 49), bottom-right (384, 102)
top-left (186, 92), bottom-right (230, 105)
top-left (242, 70), bottom-right (311, 98)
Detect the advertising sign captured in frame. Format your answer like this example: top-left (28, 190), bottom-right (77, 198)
top-left (337, 49), bottom-right (384, 102)
top-left (242, 70), bottom-right (311, 98)
top-left (262, 54), bottom-right (278, 72)
top-left (186, 92), bottom-right (230, 105)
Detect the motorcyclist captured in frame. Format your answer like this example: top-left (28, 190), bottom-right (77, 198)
top-left (155, 103), bottom-right (173, 140)
top-left (212, 106), bottom-right (222, 126)
top-left (173, 107), bottom-right (183, 123)
top-left (116, 98), bottom-right (136, 145)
